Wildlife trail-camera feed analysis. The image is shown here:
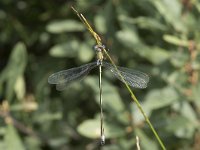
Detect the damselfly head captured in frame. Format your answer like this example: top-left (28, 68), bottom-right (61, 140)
top-left (94, 44), bottom-right (106, 52)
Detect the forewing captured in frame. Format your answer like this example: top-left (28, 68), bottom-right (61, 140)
top-left (48, 62), bottom-right (97, 90)
top-left (103, 62), bottom-right (149, 88)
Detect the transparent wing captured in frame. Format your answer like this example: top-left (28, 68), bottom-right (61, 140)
top-left (48, 62), bottom-right (98, 91)
top-left (103, 62), bottom-right (149, 89)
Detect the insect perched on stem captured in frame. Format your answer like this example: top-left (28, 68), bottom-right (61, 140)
top-left (49, 7), bottom-right (166, 150)
top-left (48, 44), bottom-right (149, 145)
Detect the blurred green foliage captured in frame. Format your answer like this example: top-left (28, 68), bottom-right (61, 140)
top-left (0, 0), bottom-right (200, 149)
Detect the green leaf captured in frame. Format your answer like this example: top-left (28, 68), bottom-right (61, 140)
top-left (119, 15), bottom-right (167, 31)
top-left (77, 117), bottom-right (125, 139)
top-left (143, 86), bottom-right (179, 111)
top-left (77, 119), bottom-right (101, 139)
top-left (4, 124), bottom-right (25, 150)
top-left (46, 20), bottom-right (85, 33)
top-left (49, 40), bottom-right (79, 58)
top-left (196, 1), bottom-right (200, 13)
top-left (116, 29), bottom-right (140, 47)
top-left (0, 42), bottom-right (27, 101)
top-left (125, 43), bottom-right (170, 65)
top-left (172, 102), bottom-right (197, 123)
top-left (140, 46), bottom-right (170, 65)
top-left (165, 115), bottom-right (195, 139)
top-left (94, 1), bottom-right (115, 35)
top-left (34, 112), bottom-right (62, 123)
top-left (163, 35), bottom-right (189, 47)
top-left (48, 137), bottom-right (68, 148)
top-left (150, 0), bottom-right (186, 32)
top-left (116, 29), bottom-right (170, 64)
top-left (14, 76), bottom-right (26, 100)
top-left (94, 12), bottom-right (107, 34)
top-left (77, 43), bottom-right (94, 63)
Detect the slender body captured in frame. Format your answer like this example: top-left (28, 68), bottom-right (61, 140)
top-left (95, 45), bottom-right (105, 145)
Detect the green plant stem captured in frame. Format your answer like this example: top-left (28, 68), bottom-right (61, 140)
top-left (71, 6), bottom-right (167, 150)
top-left (104, 50), bottom-right (166, 150)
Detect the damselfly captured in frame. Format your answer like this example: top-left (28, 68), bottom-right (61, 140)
top-left (48, 45), bottom-right (149, 145)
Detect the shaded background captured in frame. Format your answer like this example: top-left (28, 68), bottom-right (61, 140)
top-left (0, 0), bottom-right (200, 149)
